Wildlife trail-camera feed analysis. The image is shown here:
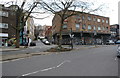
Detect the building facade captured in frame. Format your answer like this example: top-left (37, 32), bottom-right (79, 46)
top-left (110, 24), bottom-right (119, 41)
top-left (52, 11), bottom-right (111, 45)
top-left (0, 4), bottom-right (35, 46)
top-left (45, 26), bottom-right (52, 42)
top-left (0, 4), bottom-right (17, 46)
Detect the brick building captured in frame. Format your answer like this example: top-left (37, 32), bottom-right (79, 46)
top-left (0, 4), bottom-right (35, 46)
top-left (110, 24), bottom-right (119, 41)
top-left (45, 26), bottom-right (52, 42)
top-left (0, 4), bottom-right (17, 46)
top-left (52, 11), bottom-right (111, 45)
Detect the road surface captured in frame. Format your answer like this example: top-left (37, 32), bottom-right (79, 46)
top-left (2, 45), bottom-right (118, 76)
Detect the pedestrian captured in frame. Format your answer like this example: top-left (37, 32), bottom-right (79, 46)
top-left (28, 37), bottom-right (32, 47)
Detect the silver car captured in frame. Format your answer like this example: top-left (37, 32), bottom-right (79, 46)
top-left (117, 45), bottom-right (120, 57)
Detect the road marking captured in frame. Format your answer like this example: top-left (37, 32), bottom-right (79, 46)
top-left (57, 60), bottom-right (71, 67)
top-left (41, 67), bottom-right (56, 72)
top-left (22, 71), bottom-right (40, 76)
top-left (115, 57), bottom-right (117, 60)
top-left (21, 60), bottom-right (71, 76)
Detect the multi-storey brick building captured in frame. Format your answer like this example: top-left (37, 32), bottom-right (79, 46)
top-left (0, 4), bottom-right (17, 46)
top-left (110, 24), bottom-right (119, 41)
top-left (52, 11), bottom-right (111, 45)
top-left (0, 4), bottom-right (35, 46)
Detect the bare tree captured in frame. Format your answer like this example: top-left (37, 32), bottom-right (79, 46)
top-left (15, 0), bottom-right (39, 48)
top-left (37, 0), bottom-right (104, 49)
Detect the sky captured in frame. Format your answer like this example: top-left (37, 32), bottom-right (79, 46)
top-left (1, 0), bottom-right (120, 26)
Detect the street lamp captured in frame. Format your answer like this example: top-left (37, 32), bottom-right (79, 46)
top-left (69, 28), bottom-right (74, 49)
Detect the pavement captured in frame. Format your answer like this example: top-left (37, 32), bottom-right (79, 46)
top-left (0, 44), bottom-right (112, 62)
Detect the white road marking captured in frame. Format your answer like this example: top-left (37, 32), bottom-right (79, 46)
top-left (22, 71), bottom-right (40, 76)
top-left (57, 60), bottom-right (71, 67)
top-left (115, 57), bottom-right (117, 60)
top-left (41, 67), bottom-right (56, 72)
top-left (21, 60), bottom-right (71, 76)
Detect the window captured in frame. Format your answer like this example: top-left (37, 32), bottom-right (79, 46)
top-left (98, 26), bottom-right (101, 30)
top-left (93, 26), bottom-right (96, 30)
top-left (82, 16), bottom-right (85, 20)
top-left (93, 17), bottom-right (96, 21)
top-left (63, 24), bottom-right (67, 29)
top-left (106, 27), bottom-right (108, 30)
top-left (106, 19), bottom-right (109, 23)
top-left (97, 18), bottom-right (101, 22)
top-left (88, 25), bottom-right (92, 30)
top-left (0, 23), bottom-right (8, 28)
top-left (88, 16), bottom-right (91, 21)
top-left (0, 11), bottom-right (8, 17)
top-left (102, 19), bottom-right (104, 23)
top-left (103, 27), bottom-right (105, 30)
top-left (75, 14), bottom-right (80, 19)
top-left (82, 24), bottom-right (86, 29)
top-left (0, 11), bottom-right (2, 16)
top-left (76, 24), bottom-right (80, 30)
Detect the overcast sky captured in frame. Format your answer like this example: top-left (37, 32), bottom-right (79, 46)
top-left (1, 0), bottom-right (120, 26)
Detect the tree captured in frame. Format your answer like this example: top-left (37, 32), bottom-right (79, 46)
top-left (15, 0), bottom-right (39, 48)
top-left (37, 0), bottom-right (104, 49)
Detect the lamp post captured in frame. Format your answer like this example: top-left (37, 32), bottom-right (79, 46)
top-left (93, 30), bottom-right (97, 46)
top-left (69, 28), bottom-right (74, 49)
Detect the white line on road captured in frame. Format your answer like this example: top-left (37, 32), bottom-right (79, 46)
top-left (21, 60), bottom-right (71, 76)
top-left (22, 71), bottom-right (40, 76)
top-left (115, 57), bottom-right (117, 61)
top-left (57, 60), bottom-right (71, 67)
top-left (41, 67), bottom-right (56, 72)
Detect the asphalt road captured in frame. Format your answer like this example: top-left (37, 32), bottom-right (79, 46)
top-left (2, 45), bottom-right (118, 76)
top-left (2, 41), bottom-right (56, 55)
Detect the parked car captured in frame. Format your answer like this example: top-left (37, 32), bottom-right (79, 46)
top-left (41, 39), bottom-right (47, 43)
top-left (41, 38), bottom-right (50, 45)
top-left (44, 40), bottom-right (50, 45)
top-left (106, 40), bottom-right (115, 45)
top-left (115, 40), bottom-right (120, 44)
top-left (106, 40), bottom-right (114, 45)
top-left (117, 45), bottom-right (120, 57)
